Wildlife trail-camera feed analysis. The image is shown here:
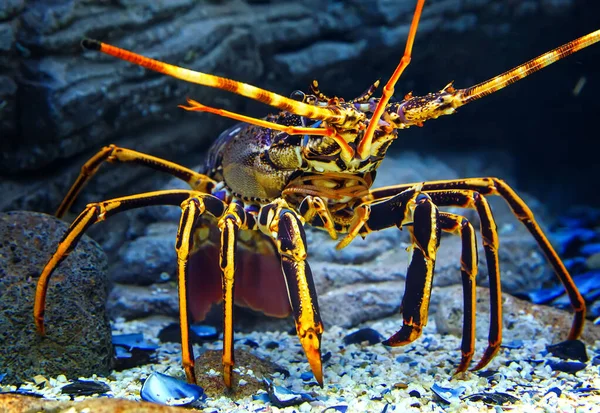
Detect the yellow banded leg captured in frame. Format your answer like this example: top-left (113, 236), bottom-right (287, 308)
top-left (175, 197), bottom-right (205, 383)
top-left (217, 204), bottom-right (244, 388)
top-left (34, 190), bottom-right (197, 335)
top-left (384, 193), bottom-right (440, 346)
top-left (56, 145), bottom-right (215, 218)
top-left (438, 212), bottom-right (478, 373)
top-left (175, 193), bottom-right (229, 383)
top-left (258, 199), bottom-right (324, 385)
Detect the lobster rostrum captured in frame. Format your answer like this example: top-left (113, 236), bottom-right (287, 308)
top-left (33, 0), bottom-right (600, 388)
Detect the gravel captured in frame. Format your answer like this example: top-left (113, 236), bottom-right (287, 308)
top-left (3, 315), bottom-right (599, 412)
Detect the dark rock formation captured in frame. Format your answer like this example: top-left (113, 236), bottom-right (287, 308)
top-left (1, 0), bottom-right (598, 214)
top-left (0, 211), bottom-right (112, 385)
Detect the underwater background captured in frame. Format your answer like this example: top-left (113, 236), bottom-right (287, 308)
top-left (1, 0), bottom-right (600, 411)
top-left (1, 0), bottom-right (599, 214)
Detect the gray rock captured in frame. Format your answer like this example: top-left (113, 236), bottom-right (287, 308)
top-left (0, 211), bottom-right (112, 385)
top-left (111, 222), bottom-right (179, 285)
top-left (108, 283), bottom-right (179, 321)
top-left (434, 284), bottom-right (600, 346)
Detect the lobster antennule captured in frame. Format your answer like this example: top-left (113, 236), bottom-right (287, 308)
top-left (80, 39), bottom-right (344, 124)
top-left (454, 29), bottom-right (600, 105)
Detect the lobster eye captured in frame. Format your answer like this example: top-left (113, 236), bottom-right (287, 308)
top-left (290, 90), bottom-right (306, 102)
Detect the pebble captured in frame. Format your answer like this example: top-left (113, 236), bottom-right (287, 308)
top-left (3, 315), bottom-right (599, 412)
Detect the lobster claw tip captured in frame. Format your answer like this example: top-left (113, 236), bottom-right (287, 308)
top-left (299, 328), bottom-right (324, 386)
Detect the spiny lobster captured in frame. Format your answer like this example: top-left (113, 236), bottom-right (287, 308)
top-left (34, 0), bottom-right (599, 388)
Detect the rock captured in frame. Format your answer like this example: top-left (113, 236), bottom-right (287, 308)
top-left (108, 283), bottom-right (179, 321)
top-left (0, 393), bottom-right (193, 413)
top-left (0, 211), bottom-right (112, 385)
top-left (194, 349), bottom-right (283, 399)
top-left (434, 285), bottom-right (600, 345)
top-left (111, 222), bottom-right (179, 285)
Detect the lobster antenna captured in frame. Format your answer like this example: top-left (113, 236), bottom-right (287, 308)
top-left (455, 29), bottom-right (600, 105)
top-left (356, 0), bottom-right (425, 160)
top-left (81, 39), bottom-right (343, 124)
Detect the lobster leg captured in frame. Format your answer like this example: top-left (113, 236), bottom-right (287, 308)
top-left (34, 189), bottom-right (228, 384)
top-left (361, 186), bottom-right (501, 369)
top-left (369, 177), bottom-right (585, 342)
top-left (437, 212), bottom-right (479, 373)
top-left (216, 204), bottom-right (245, 388)
top-left (258, 199), bottom-right (324, 385)
top-left (384, 193), bottom-right (440, 346)
top-left (424, 189), bottom-right (502, 369)
top-left (34, 190), bottom-right (203, 334)
top-left (55, 145), bottom-right (215, 218)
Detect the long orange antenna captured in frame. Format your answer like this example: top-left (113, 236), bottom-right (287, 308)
top-left (455, 29), bottom-right (600, 105)
top-left (81, 39), bottom-right (343, 124)
top-left (356, 0), bottom-right (425, 160)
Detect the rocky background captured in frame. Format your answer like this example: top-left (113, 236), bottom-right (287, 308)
top-left (1, 0), bottom-right (599, 213)
top-left (1, 0), bottom-right (600, 381)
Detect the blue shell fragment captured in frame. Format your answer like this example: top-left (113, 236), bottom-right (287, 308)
top-left (551, 228), bottom-right (597, 255)
top-left (546, 361), bottom-right (587, 374)
top-left (140, 372), bottom-right (205, 406)
top-left (189, 324), bottom-right (218, 340)
top-left (463, 392), bottom-right (519, 405)
top-left (523, 286), bottom-right (564, 304)
top-left (322, 405), bottom-right (349, 412)
top-left (263, 378), bottom-right (315, 408)
top-left (112, 333), bottom-right (157, 371)
top-left (431, 383), bottom-right (466, 404)
top-left (545, 387), bottom-right (562, 397)
top-left (252, 392), bottom-right (270, 403)
top-left (343, 328), bottom-right (384, 345)
top-left (501, 340), bottom-right (524, 349)
top-left (546, 340), bottom-right (588, 362)
top-left (112, 333), bottom-right (158, 351)
top-left (158, 323), bottom-right (219, 344)
top-left (300, 371), bottom-right (314, 381)
top-left (60, 380), bottom-right (111, 397)
top-left (581, 243), bottom-right (600, 256)
top-left (243, 339), bottom-right (259, 349)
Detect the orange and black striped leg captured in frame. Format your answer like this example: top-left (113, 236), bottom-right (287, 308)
top-left (371, 177), bottom-right (585, 341)
top-left (34, 189), bottom-right (199, 335)
top-left (424, 189), bottom-right (501, 370)
top-left (438, 212), bottom-right (478, 373)
top-left (384, 193), bottom-right (440, 347)
top-left (258, 199), bottom-right (324, 385)
top-left (216, 204), bottom-right (245, 388)
top-left (56, 145), bottom-right (215, 218)
top-left (175, 194), bottom-right (228, 383)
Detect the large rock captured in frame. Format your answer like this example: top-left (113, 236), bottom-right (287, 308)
top-left (0, 211), bottom-right (112, 385)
